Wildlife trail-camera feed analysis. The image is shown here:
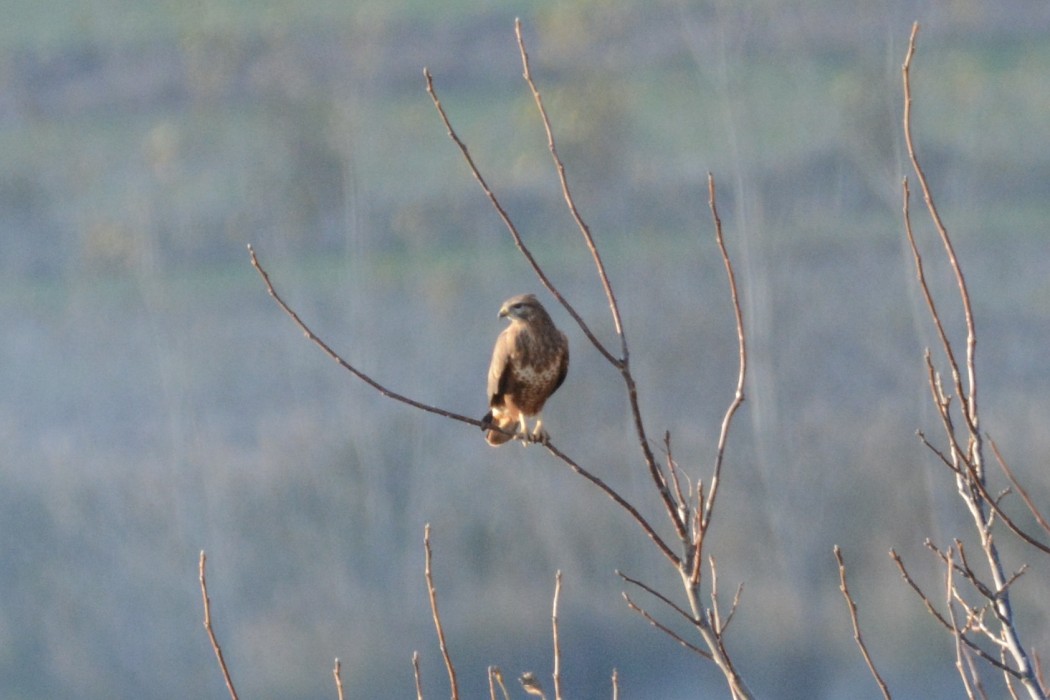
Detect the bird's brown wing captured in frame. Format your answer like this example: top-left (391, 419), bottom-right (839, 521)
top-left (487, 325), bottom-right (515, 407)
top-left (551, 330), bottom-right (569, 394)
top-left (485, 326), bottom-right (521, 445)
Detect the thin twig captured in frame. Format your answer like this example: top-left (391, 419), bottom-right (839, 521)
top-left (489, 667), bottom-right (510, 700)
top-left (199, 551), bottom-right (240, 700)
top-left (708, 555), bottom-right (723, 635)
top-left (618, 570), bottom-right (699, 626)
top-left (889, 550), bottom-right (1019, 675)
top-left (925, 539), bottom-right (996, 602)
top-left (543, 441), bottom-right (678, 564)
top-left (970, 649), bottom-right (992, 700)
top-left (333, 659), bottom-right (345, 700)
top-left (722, 580), bottom-right (744, 633)
top-left (248, 245), bottom-right (483, 429)
top-left (702, 173), bottom-right (747, 531)
top-left (664, 431), bottom-right (689, 523)
top-left (690, 481), bottom-right (705, 586)
top-left (903, 32), bottom-right (1046, 691)
top-left (611, 669), bottom-right (619, 700)
top-left (834, 546), bottom-right (892, 699)
top-left (921, 415), bottom-right (1050, 555)
top-left (919, 372), bottom-right (1050, 555)
top-left (917, 429), bottom-right (963, 475)
top-left (412, 651), bottom-right (424, 700)
top-left (1034, 653), bottom-right (1047, 696)
top-left (990, 437), bottom-right (1050, 537)
top-left (901, 178), bottom-right (969, 435)
top-left (552, 571), bottom-right (563, 700)
top-left (903, 22), bottom-right (979, 433)
top-left (424, 525), bottom-right (459, 700)
top-left (947, 546), bottom-right (979, 700)
top-left (621, 592), bottom-right (711, 659)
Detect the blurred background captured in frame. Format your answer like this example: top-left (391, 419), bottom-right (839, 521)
top-left (2, 0), bottom-right (1050, 698)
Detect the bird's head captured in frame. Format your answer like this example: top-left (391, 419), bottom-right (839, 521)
top-left (499, 293), bottom-right (543, 322)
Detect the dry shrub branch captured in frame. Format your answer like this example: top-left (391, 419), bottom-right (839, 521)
top-left (836, 22), bottom-right (1048, 700)
top-left (198, 551), bottom-right (240, 700)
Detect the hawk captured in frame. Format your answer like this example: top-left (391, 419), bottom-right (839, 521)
top-left (482, 294), bottom-right (569, 446)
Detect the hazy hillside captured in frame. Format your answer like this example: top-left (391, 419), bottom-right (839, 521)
top-left (2, 1), bottom-right (1049, 698)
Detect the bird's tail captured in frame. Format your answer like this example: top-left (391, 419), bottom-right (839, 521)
top-left (482, 409), bottom-right (516, 446)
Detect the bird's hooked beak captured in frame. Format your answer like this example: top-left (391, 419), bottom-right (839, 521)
top-left (498, 305), bottom-right (509, 319)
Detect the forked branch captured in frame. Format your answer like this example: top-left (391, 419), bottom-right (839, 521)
top-left (899, 24), bottom-right (1045, 699)
top-left (333, 659), bottom-right (345, 700)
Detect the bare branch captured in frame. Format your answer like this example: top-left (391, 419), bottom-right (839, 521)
top-left (916, 429), bottom-right (963, 475)
top-left (1000, 658), bottom-right (1018, 700)
top-left (925, 539), bottom-right (996, 602)
top-left (834, 546), bottom-right (892, 699)
top-left (611, 669), bottom-right (619, 700)
top-left (663, 431), bottom-right (690, 524)
top-left (709, 556), bottom-right (724, 635)
top-left (489, 667), bottom-right (511, 700)
top-left (903, 22), bottom-right (979, 431)
top-left (702, 173), bottom-right (747, 531)
top-left (412, 651), bottom-right (424, 700)
top-left (901, 178), bottom-right (969, 435)
top-left (621, 592), bottom-right (711, 659)
top-left (199, 551), bottom-right (240, 700)
top-left (968, 649), bottom-right (992, 700)
top-left (1034, 653), bottom-right (1048, 697)
top-left (722, 580), bottom-right (744, 634)
top-left (248, 245), bottom-right (483, 430)
top-left (923, 427), bottom-right (1050, 555)
top-left (424, 525), bottom-right (459, 700)
top-left (890, 550), bottom-right (1020, 676)
top-left (543, 441), bottom-right (678, 565)
top-left (947, 546), bottom-right (980, 700)
top-left (552, 571), bottom-right (563, 700)
top-left (689, 480), bottom-right (705, 587)
top-left (990, 437), bottom-right (1050, 537)
top-left (618, 570), bottom-right (699, 626)
top-left (333, 659), bottom-right (345, 700)
top-left (903, 30), bottom-right (1046, 697)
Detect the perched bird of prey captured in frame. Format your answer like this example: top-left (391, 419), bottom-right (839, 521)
top-left (482, 294), bottom-right (569, 446)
